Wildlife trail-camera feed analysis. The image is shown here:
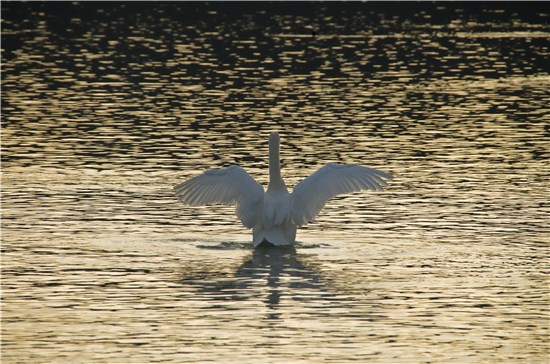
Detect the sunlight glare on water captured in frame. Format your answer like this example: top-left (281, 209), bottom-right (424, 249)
top-left (1, 2), bottom-right (549, 363)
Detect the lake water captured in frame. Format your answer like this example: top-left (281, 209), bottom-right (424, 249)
top-left (2, 2), bottom-right (549, 363)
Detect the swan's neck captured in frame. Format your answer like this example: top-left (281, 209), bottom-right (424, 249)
top-left (268, 133), bottom-right (286, 191)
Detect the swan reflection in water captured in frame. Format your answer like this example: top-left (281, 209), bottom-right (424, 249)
top-left (181, 244), bottom-right (335, 313)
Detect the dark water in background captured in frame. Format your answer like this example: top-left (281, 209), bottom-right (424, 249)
top-left (2, 2), bottom-right (549, 363)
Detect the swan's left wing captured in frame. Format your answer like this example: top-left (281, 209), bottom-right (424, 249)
top-left (174, 165), bottom-right (264, 228)
top-left (291, 163), bottom-right (393, 226)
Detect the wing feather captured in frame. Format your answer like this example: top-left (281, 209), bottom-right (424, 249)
top-left (291, 163), bottom-right (393, 226)
top-left (174, 165), bottom-right (264, 228)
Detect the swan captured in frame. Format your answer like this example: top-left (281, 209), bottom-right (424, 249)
top-left (174, 132), bottom-right (393, 247)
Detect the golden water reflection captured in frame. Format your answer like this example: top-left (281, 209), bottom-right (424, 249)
top-left (2, 2), bottom-right (549, 363)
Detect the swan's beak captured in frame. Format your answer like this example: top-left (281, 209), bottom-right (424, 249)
top-left (269, 132), bottom-right (280, 144)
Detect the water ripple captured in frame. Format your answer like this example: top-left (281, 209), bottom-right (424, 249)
top-left (2, 2), bottom-right (548, 363)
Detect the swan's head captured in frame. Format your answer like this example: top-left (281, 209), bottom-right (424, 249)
top-left (269, 132), bottom-right (280, 145)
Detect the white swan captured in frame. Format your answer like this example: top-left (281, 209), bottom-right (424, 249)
top-left (174, 132), bottom-right (393, 247)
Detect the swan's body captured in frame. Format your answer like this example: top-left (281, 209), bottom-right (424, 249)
top-left (174, 133), bottom-right (392, 247)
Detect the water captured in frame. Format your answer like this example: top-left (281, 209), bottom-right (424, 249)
top-left (2, 2), bottom-right (549, 363)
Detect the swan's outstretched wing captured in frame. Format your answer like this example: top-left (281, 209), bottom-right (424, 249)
top-left (174, 165), bottom-right (264, 228)
top-left (291, 163), bottom-right (393, 226)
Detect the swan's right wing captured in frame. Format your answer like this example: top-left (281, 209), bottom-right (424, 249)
top-left (291, 163), bottom-right (393, 226)
top-left (174, 165), bottom-right (264, 228)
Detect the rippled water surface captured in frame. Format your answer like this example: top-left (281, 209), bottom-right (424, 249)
top-left (2, 2), bottom-right (549, 363)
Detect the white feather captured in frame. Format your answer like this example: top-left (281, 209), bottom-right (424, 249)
top-left (290, 163), bottom-right (393, 226)
top-left (174, 165), bottom-right (264, 228)
top-left (174, 133), bottom-right (393, 246)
